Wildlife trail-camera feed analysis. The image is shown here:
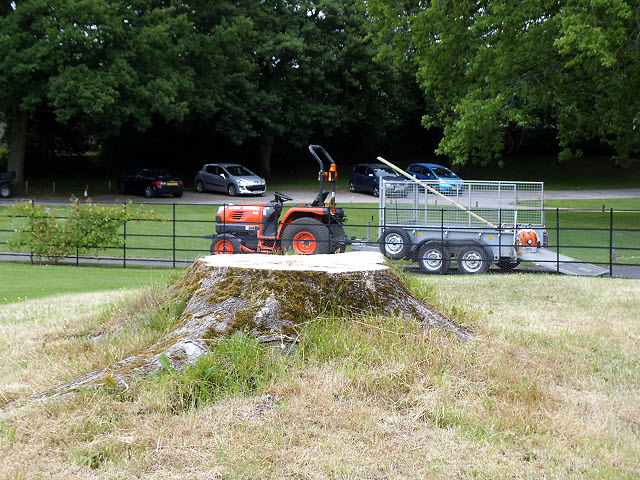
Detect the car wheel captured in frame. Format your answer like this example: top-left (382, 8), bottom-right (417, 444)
top-left (281, 218), bottom-right (330, 255)
top-left (349, 182), bottom-right (356, 193)
top-left (196, 180), bottom-right (205, 193)
top-left (227, 184), bottom-right (237, 196)
top-left (118, 181), bottom-right (127, 195)
top-left (379, 228), bottom-right (411, 260)
top-left (144, 185), bottom-right (156, 198)
top-left (417, 243), bottom-right (451, 274)
top-left (210, 234), bottom-right (242, 254)
top-left (0, 183), bottom-right (11, 199)
top-left (373, 186), bottom-right (379, 197)
top-left (457, 245), bottom-right (490, 274)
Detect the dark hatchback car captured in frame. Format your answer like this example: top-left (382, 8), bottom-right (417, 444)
top-left (349, 164), bottom-right (408, 197)
top-left (118, 168), bottom-right (184, 198)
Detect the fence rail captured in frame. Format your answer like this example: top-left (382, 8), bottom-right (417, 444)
top-left (1, 201), bottom-right (638, 276)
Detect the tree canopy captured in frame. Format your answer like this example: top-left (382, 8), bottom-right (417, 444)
top-left (1, 0), bottom-right (638, 181)
top-left (1, 0), bottom-right (416, 180)
top-left (369, 0), bottom-right (640, 166)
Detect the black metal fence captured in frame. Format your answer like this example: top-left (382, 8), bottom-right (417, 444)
top-left (0, 201), bottom-right (638, 277)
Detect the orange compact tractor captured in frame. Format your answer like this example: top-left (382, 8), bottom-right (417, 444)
top-left (207, 145), bottom-right (349, 255)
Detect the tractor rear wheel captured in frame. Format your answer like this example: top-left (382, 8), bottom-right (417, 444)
top-left (281, 218), bottom-right (330, 255)
top-left (210, 234), bottom-right (242, 254)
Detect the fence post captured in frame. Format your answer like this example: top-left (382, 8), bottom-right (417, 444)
top-left (123, 203), bottom-right (127, 268)
top-left (556, 207), bottom-right (560, 273)
top-left (498, 208), bottom-right (502, 265)
top-left (440, 208), bottom-right (444, 274)
top-left (172, 203), bottom-right (176, 268)
top-left (609, 208), bottom-right (614, 277)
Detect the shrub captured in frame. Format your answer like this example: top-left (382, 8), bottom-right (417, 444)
top-left (2, 198), bottom-right (161, 264)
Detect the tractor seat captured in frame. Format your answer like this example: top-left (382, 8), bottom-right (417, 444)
top-left (311, 191), bottom-right (329, 207)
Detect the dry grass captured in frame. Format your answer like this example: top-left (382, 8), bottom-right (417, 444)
top-left (1, 274), bottom-right (639, 479)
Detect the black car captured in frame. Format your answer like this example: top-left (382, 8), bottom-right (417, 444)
top-left (118, 168), bottom-right (184, 198)
top-left (0, 171), bottom-right (16, 199)
top-left (349, 163), bottom-right (409, 197)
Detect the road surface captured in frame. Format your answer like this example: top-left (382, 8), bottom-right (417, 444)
top-left (2, 188), bottom-right (639, 206)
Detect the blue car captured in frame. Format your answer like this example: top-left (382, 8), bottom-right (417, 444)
top-left (405, 163), bottom-right (464, 194)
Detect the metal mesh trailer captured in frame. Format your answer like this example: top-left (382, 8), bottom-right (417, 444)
top-left (378, 179), bottom-right (607, 276)
top-left (380, 180), bottom-right (545, 229)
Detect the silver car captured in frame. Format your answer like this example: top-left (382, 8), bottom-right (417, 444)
top-left (194, 163), bottom-right (266, 196)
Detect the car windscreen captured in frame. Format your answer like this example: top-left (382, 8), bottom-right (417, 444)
top-left (225, 166), bottom-right (254, 177)
top-left (374, 167), bottom-right (401, 177)
top-left (431, 167), bottom-right (458, 179)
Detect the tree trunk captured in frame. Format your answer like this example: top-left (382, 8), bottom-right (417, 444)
top-left (33, 252), bottom-right (471, 400)
top-left (257, 132), bottom-right (275, 177)
top-left (8, 108), bottom-right (27, 185)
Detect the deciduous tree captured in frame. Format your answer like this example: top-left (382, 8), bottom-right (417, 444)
top-left (369, 0), bottom-right (640, 166)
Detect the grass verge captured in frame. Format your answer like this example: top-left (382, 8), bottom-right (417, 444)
top-left (0, 263), bottom-right (178, 304)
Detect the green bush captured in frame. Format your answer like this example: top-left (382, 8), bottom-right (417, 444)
top-left (1, 198), bottom-right (161, 264)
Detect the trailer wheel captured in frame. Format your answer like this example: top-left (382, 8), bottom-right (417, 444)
top-left (210, 234), bottom-right (242, 254)
top-left (417, 243), bottom-right (451, 274)
top-left (456, 245), bottom-right (490, 274)
top-left (379, 228), bottom-right (411, 260)
top-left (281, 218), bottom-right (330, 255)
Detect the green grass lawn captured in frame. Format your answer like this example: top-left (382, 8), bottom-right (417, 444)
top-left (0, 263), bottom-right (177, 304)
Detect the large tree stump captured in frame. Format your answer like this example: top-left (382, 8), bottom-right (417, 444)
top-left (34, 252), bottom-right (470, 399)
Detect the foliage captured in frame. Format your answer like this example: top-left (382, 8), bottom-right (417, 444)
top-left (180, 0), bottom-right (419, 173)
top-left (0, 0), bottom-right (194, 132)
top-left (368, 0), bottom-right (640, 166)
top-left (0, 0), bottom-right (419, 175)
top-left (1, 198), bottom-right (161, 264)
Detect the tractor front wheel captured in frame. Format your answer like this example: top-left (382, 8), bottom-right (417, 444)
top-left (281, 218), bottom-right (330, 255)
top-left (210, 234), bottom-right (242, 254)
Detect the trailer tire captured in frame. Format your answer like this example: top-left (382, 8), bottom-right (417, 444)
top-left (417, 243), bottom-right (451, 274)
top-left (281, 218), bottom-right (330, 255)
top-left (379, 228), bottom-right (411, 260)
top-left (456, 245), bottom-right (490, 274)
top-left (210, 234), bottom-right (242, 254)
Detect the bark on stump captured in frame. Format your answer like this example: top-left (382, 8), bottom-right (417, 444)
top-left (34, 252), bottom-right (470, 400)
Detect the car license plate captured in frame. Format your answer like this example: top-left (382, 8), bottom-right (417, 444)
top-left (167, 182), bottom-right (178, 186)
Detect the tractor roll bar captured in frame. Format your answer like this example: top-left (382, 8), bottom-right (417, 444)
top-left (308, 144), bottom-right (337, 208)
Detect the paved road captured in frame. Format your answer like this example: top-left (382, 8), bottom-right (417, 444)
top-left (2, 188), bottom-right (639, 205)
